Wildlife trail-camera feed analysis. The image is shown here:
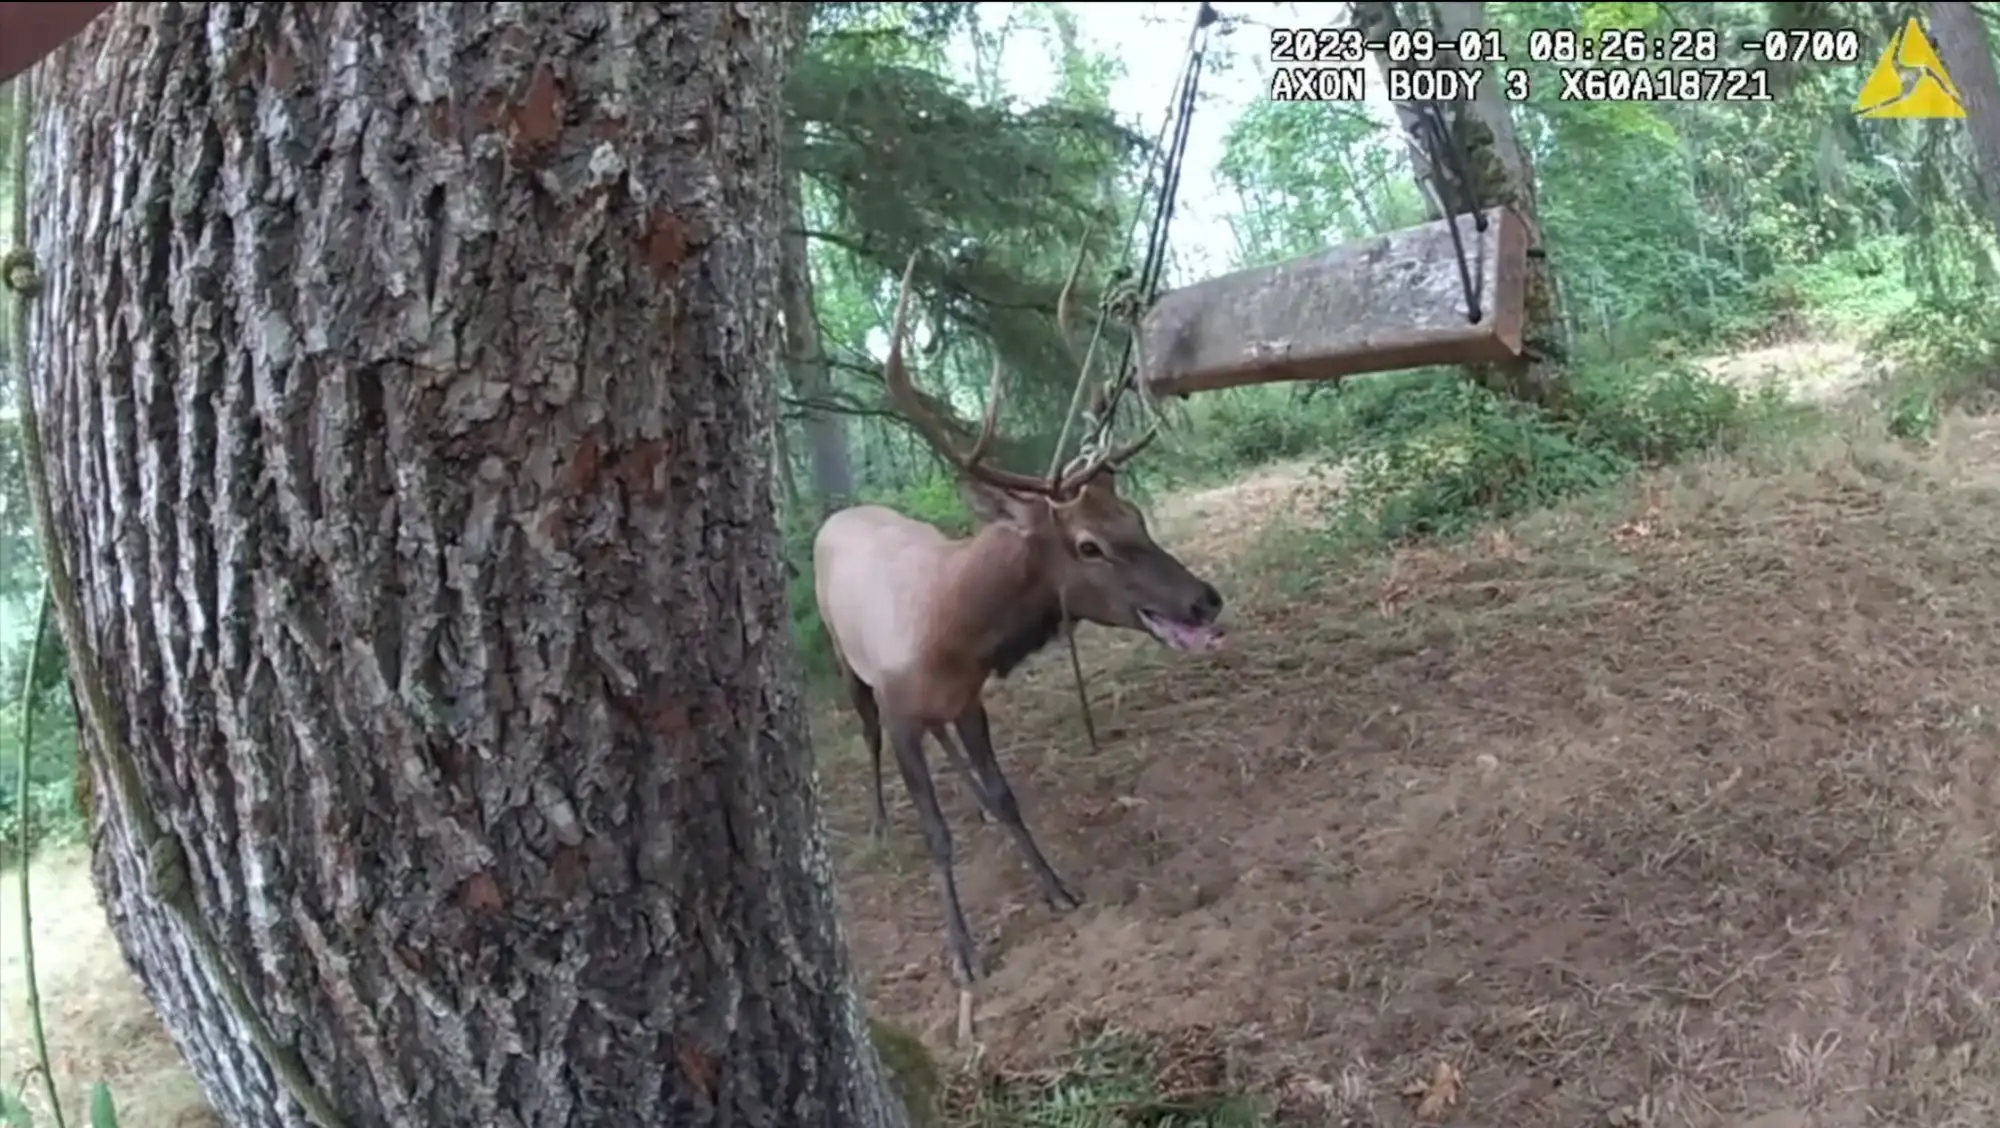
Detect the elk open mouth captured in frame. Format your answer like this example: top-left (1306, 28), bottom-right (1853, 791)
top-left (1138, 609), bottom-right (1226, 652)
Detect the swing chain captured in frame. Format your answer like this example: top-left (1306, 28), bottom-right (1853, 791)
top-left (1409, 101), bottom-right (1488, 326)
top-left (1041, 1), bottom-right (1215, 761)
top-left (1066, 0), bottom-right (1215, 472)
top-left (1098, 267), bottom-right (1145, 325)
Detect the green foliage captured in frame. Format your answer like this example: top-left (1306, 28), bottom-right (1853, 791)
top-left (87, 1084), bottom-right (117, 1128)
top-left (1568, 361), bottom-right (1765, 463)
top-left (1579, 1), bottom-right (1660, 37)
top-left (1160, 361), bottom-right (1755, 550)
top-left (869, 1018), bottom-right (943, 1128)
top-left (1870, 292), bottom-right (2000, 383)
top-left (0, 1079), bottom-right (123, 1128)
top-left (1337, 362), bottom-right (1760, 544)
top-left (959, 1028), bottom-right (1263, 1128)
top-left (1886, 386), bottom-right (1941, 444)
top-left (1113, 355), bottom-right (1762, 558)
top-left (1864, 290), bottom-right (2000, 437)
top-left (1332, 378), bottom-right (1620, 542)
top-left (0, 683), bottom-right (78, 868)
top-left (811, 2), bottom-right (976, 46)
top-left (877, 473), bottom-right (977, 537)
top-left (785, 1), bottom-right (1144, 438)
top-left (1217, 101), bottom-right (1424, 263)
top-left (1750, 235), bottom-right (1919, 336)
top-left (1157, 386), bottom-right (1360, 484)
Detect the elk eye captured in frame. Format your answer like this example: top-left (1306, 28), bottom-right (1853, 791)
top-left (1076, 538), bottom-right (1105, 560)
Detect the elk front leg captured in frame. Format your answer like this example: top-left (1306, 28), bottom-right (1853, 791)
top-left (890, 718), bottom-right (985, 983)
top-left (953, 703), bottom-right (1082, 911)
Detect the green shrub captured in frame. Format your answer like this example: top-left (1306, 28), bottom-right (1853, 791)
top-left (0, 682), bottom-right (82, 866)
top-left (1332, 377), bottom-right (1634, 542)
top-left (1172, 386), bottom-right (1350, 480)
top-left (1568, 359), bottom-right (1755, 463)
top-left (1869, 293), bottom-right (2000, 409)
top-left (1886, 385), bottom-right (1942, 444)
top-left (1323, 360), bottom-right (1756, 546)
top-left (1760, 236), bottom-right (1918, 335)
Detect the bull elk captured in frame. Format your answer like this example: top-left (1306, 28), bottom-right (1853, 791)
top-left (812, 253), bottom-right (1226, 984)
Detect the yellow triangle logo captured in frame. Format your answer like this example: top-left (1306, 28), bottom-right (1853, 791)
top-left (1853, 17), bottom-right (1966, 119)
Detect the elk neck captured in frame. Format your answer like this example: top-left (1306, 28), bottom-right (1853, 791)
top-left (934, 521), bottom-right (1066, 680)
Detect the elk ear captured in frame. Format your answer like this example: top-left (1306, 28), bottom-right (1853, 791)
top-left (959, 478), bottom-right (1046, 529)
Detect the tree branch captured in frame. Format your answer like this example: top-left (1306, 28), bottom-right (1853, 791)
top-left (795, 226), bottom-right (1069, 314)
top-left (777, 391), bottom-right (906, 422)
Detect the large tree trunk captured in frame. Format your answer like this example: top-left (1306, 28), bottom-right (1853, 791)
top-left (25, 5), bottom-right (906, 1127)
top-left (1352, 0), bottom-right (1568, 410)
top-left (1928, 3), bottom-right (2000, 239)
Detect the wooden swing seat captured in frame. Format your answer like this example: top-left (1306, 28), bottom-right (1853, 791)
top-left (1135, 206), bottom-right (1531, 398)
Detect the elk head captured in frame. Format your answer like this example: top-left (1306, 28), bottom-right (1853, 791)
top-left (881, 253), bottom-right (1225, 652)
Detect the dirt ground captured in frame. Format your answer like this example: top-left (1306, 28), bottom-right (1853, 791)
top-left (826, 414), bottom-right (2000, 1127)
top-left (0, 845), bottom-right (217, 1126)
top-left (17, 397), bottom-right (2000, 1127)
top-left (1695, 339), bottom-right (1884, 406)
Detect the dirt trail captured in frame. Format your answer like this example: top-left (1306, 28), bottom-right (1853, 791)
top-left (827, 417), bottom-right (2000, 1127)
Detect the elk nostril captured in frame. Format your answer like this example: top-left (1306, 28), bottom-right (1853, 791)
top-left (1190, 583), bottom-right (1223, 622)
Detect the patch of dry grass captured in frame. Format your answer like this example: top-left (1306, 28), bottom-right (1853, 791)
top-left (1696, 338), bottom-right (1886, 405)
top-left (0, 846), bottom-right (216, 1126)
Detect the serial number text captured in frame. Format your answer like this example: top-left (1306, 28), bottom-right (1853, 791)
top-left (1559, 66), bottom-right (1774, 102)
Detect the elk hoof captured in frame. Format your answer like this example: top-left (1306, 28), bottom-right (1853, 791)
top-left (948, 937), bottom-right (985, 986)
top-left (956, 989), bottom-right (978, 1047)
top-left (1045, 878), bottom-right (1084, 913)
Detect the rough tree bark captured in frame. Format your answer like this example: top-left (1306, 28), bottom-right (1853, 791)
top-left (27, 4), bottom-right (906, 1126)
top-left (1352, 0), bottom-right (1569, 410)
top-left (1927, 3), bottom-right (2000, 239)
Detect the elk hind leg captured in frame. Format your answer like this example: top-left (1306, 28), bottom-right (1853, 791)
top-left (953, 702), bottom-right (1082, 911)
top-left (843, 669), bottom-right (891, 843)
top-left (854, 680), bottom-right (987, 840)
top-left (890, 717), bottom-right (985, 983)
top-left (931, 724), bottom-right (996, 824)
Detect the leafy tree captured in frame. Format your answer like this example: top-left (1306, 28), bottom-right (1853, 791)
top-left (782, 3), bottom-right (1147, 503)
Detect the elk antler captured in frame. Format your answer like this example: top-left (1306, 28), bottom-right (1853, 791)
top-left (1051, 252), bottom-right (1159, 496)
top-left (883, 253), bottom-right (1058, 496)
